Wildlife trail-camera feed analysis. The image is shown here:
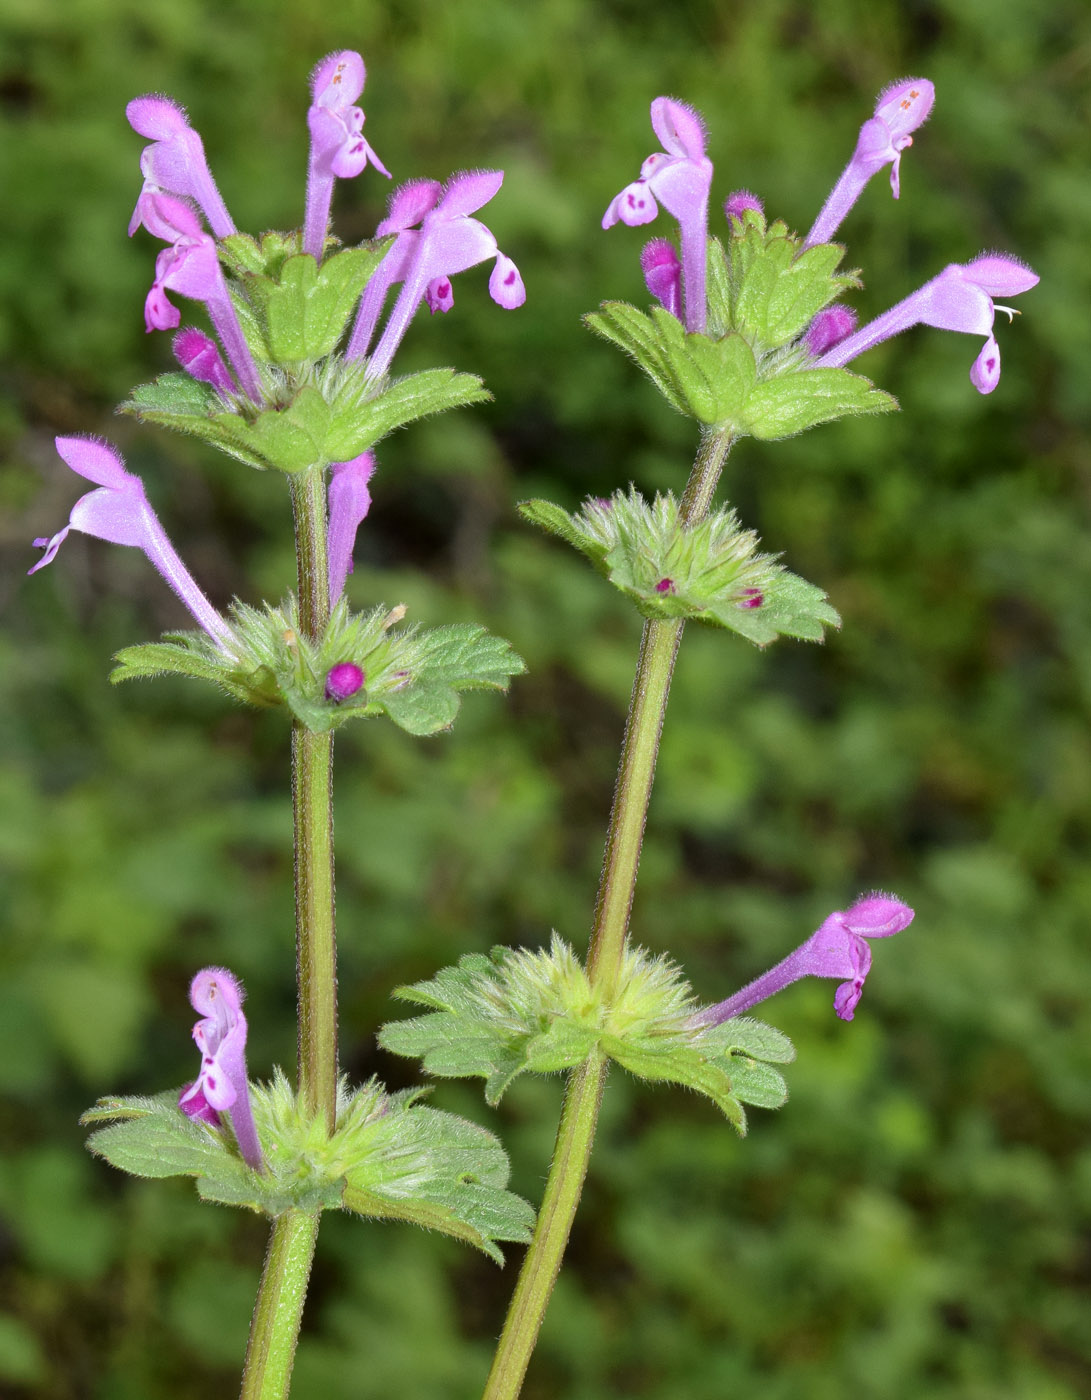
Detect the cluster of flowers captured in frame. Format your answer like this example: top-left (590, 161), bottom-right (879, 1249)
top-left (29, 50), bottom-right (525, 677)
top-left (604, 79), bottom-right (1037, 394)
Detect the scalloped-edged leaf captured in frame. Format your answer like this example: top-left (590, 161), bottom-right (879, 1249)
top-left (376, 624), bottom-right (524, 736)
top-left (381, 939), bottom-right (795, 1132)
top-left (243, 244), bottom-right (390, 362)
top-left (742, 368), bottom-right (896, 440)
top-left (326, 367), bottom-right (492, 462)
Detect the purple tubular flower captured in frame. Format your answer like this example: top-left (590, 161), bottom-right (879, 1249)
top-left (327, 451), bottom-right (377, 608)
top-left (603, 97), bottom-right (713, 333)
top-left (179, 967), bottom-right (264, 1170)
top-left (303, 50), bottom-right (391, 260)
top-left (127, 95), bottom-right (236, 240)
top-left (325, 662), bottom-right (365, 701)
top-left (351, 171), bottom-right (525, 379)
top-left (28, 436), bottom-right (236, 652)
top-left (173, 327), bottom-right (235, 393)
top-left (691, 892), bottom-right (914, 1028)
top-left (805, 304), bottom-right (858, 356)
top-left (641, 238), bottom-right (682, 318)
top-left (805, 78), bottom-right (934, 247)
top-left (724, 189), bottom-right (764, 222)
top-left (817, 254), bottom-right (1039, 394)
top-left (138, 194), bottom-right (263, 403)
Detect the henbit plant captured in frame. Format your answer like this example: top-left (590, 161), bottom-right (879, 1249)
top-left (26, 57), bottom-right (1037, 1400)
top-left (381, 78), bottom-right (1036, 1400)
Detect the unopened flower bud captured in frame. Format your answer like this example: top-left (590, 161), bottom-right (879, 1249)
top-left (325, 662), bottom-right (365, 701)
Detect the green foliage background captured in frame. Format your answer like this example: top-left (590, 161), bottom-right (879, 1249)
top-left (2, 1), bottom-right (1089, 1396)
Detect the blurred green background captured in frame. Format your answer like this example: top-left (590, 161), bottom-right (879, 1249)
top-left (2, 0), bottom-right (1089, 1396)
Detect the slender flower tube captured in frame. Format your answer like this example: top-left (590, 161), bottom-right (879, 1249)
top-left (327, 451), bottom-right (377, 609)
top-left (179, 967), bottom-right (264, 1171)
top-left (817, 254), bottom-right (1039, 393)
top-left (691, 893), bottom-right (914, 1027)
top-left (640, 238), bottom-right (681, 318)
top-left (173, 327), bottom-right (235, 394)
top-left (353, 171), bottom-right (525, 379)
top-left (138, 193), bottom-right (263, 403)
top-left (602, 97), bottom-right (713, 332)
top-left (28, 436), bottom-right (236, 652)
top-left (127, 95), bottom-right (236, 240)
top-left (805, 78), bottom-right (935, 247)
top-left (303, 50), bottom-right (390, 260)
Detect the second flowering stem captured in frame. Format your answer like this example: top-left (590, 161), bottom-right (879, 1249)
top-left (481, 427), bottom-right (734, 1400)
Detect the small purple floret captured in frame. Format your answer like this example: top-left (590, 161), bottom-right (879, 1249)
top-left (603, 96), bottom-right (713, 333)
top-left (724, 189), bottom-right (763, 222)
top-left (28, 436), bottom-right (235, 651)
top-left (641, 238), bottom-right (682, 318)
top-left (179, 967), bottom-right (264, 1170)
top-left (806, 78), bottom-right (935, 246)
top-left (691, 891), bottom-right (914, 1028)
top-left (805, 304), bottom-right (858, 356)
top-left (816, 253), bottom-right (1039, 394)
top-left (655, 577), bottom-right (675, 594)
top-left (325, 663), bottom-right (366, 701)
top-left (327, 451), bottom-right (377, 609)
top-left (173, 327), bottom-right (235, 393)
top-left (737, 587), bottom-right (763, 609)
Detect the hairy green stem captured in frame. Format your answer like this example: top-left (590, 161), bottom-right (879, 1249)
top-left (238, 468), bottom-right (337, 1400)
top-left (289, 468), bottom-right (338, 1131)
top-left (239, 1211), bottom-right (321, 1400)
top-left (481, 428), bottom-right (735, 1400)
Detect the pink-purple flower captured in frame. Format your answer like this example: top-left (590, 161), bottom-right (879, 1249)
top-left (806, 79), bottom-right (935, 246)
top-left (327, 451), bottom-right (377, 609)
top-left (691, 892), bottom-right (915, 1027)
top-left (303, 50), bottom-right (390, 259)
top-left (603, 97), bottom-right (713, 332)
top-left (816, 254), bottom-right (1039, 393)
top-left (136, 193), bottom-right (263, 403)
top-left (127, 95), bottom-right (236, 241)
top-left (347, 171), bottom-right (525, 377)
top-left (179, 967), bottom-right (264, 1170)
top-left (28, 436), bottom-right (235, 651)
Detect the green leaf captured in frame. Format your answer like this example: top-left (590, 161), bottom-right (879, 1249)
top-left (520, 488), bottom-right (841, 647)
top-left (381, 938), bottom-right (795, 1132)
top-left (242, 244), bottom-right (390, 362)
top-left (82, 1073), bottom-right (536, 1259)
top-left (325, 366), bottom-right (492, 462)
top-left (741, 368), bottom-right (897, 440)
top-left (110, 598), bottom-right (524, 734)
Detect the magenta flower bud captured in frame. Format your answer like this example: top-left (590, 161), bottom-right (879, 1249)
top-left (173, 327), bottom-right (235, 394)
top-left (138, 194), bottom-right (263, 402)
top-left (804, 304), bottom-right (858, 356)
top-left (303, 50), bottom-right (391, 259)
top-left (127, 94), bottom-right (236, 240)
top-left (691, 892), bottom-right (914, 1028)
top-left (806, 78), bottom-right (935, 246)
top-left (29, 436), bottom-right (235, 651)
top-left (736, 587), bottom-right (763, 609)
top-left (325, 662), bottom-right (366, 701)
top-left (350, 170), bottom-right (525, 378)
top-left (817, 253), bottom-right (1039, 395)
top-left (641, 238), bottom-right (682, 318)
top-left (603, 96), bottom-right (714, 333)
top-left (327, 451), bottom-right (377, 608)
top-left (179, 967), bottom-right (264, 1170)
top-left (655, 577), bottom-right (675, 594)
top-left (724, 189), bottom-right (763, 222)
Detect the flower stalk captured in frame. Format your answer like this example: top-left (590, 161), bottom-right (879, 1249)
top-left (480, 426), bottom-right (735, 1400)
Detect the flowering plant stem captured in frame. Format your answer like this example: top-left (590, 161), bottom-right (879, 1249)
top-left (481, 428), bottom-right (735, 1400)
top-left (239, 1211), bottom-right (321, 1400)
top-left (239, 466), bottom-right (336, 1399)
